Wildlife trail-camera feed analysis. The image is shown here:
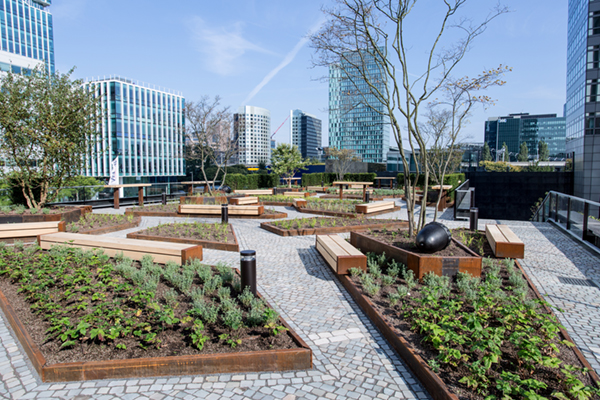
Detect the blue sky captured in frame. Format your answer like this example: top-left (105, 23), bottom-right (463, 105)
top-left (52, 0), bottom-right (567, 147)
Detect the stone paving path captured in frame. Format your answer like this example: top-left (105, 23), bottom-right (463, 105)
top-left (0, 199), bottom-right (598, 399)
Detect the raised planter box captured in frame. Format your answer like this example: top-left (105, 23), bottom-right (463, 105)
top-left (127, 224), bottom-right (240, 252)
top-left (0, 206), bottom-right (92, 224)
top-left (350, 231), bottom-right (482, 279)
top-left (260, 220), bottom-right (408, 237)
top-left (125, 210), bottom-right (288, 220)
top-left (179, 196), bottom-right (229, 205)
top-left (0, 269), bottom-right (312, 382)
top-left (296, 205), bottom-right (402, 219)
top-left (337, 260), bottom-right (600, 400)
top-left (78, 217), bottom-right (142, 235)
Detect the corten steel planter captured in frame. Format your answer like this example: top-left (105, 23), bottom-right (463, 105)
top-left (350, 231), bottom-right (482, 279)
top-left (260, 220), bottom-right (408, 237)
top-left (296, 206), bottom-right (402, 219)
top-left (179, 196), bottom-right (230, 205)
top-left (259, 201), bottom-right (295, 207)
top-left (0, 269), bottom-right (312, 382)
top-left (124, 210), bottom-right (288, 220)
top-left (77, 217), bottom-right (142, 235)
top-left (127, 224), bottom-right (240, 252)
top-left (0, 206), bottom-right (92, 225)
top-left (337, 259), bottom-right (600, 400)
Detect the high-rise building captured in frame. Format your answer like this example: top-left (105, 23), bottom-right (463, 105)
top-left (566, 0), bottom-right (600, 200)
top-left (0, 0), bottom-right (54, 74)
top-left (234, 105), bottom-right (271, 166)
top-left (83, 76), bottom-right (185, 184)
top-left (290, 109), bottom-right (322, 160)
top-left (329, 50), bottom-right (390, 163)
top-left (484, 113), bottom-right (566, 161)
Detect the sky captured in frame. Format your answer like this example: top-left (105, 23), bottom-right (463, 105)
top-left (52, 0), bottom-right (568, 148)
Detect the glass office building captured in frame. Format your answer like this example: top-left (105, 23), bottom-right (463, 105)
top-left (565, 0), bottom-right (600, 200)
top-left (234, 105), bottom-right (271, 166)
top-left (484, 113), bottom-right (566, 161)
top-left (83, 76), bottom-right (185, 183)
top-left (329, 50), bottom-right (390, 163)
top-left (0, 0), bottom-right (54, 74)
top-left (290, 109), bottom-right (322, 160)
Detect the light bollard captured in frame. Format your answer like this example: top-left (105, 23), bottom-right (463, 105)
top-left (365, 191), bottom-right (370, 203)
top-left (240, 250), bottom-right (257, 296)
top-left (221, 203), bottom-right (229, 224)
top-left (470, 207), bottom-right (479, 231)
top-left (162, 192), bottom-right (167, 205)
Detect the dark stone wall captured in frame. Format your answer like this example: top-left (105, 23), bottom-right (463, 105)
top-left (465, 172), bottom-right (574, 221)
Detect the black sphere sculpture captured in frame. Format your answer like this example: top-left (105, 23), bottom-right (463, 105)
top-left (221, 185), bottom-right (232, 194)
top-left (415, 222), bottom-right (452, 253)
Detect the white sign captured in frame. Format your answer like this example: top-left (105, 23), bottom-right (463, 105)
top-left (108, 157), bottom-right (119, 185)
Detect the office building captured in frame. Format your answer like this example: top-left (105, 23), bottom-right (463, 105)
top-left (234, 105), bottom-right (271, 166)
top-left (0, 0), bottom-right (54, 74)
top-left (83, 76), bottom-right (185, 184)
top-left (329, 50), bottom-right (390, 163)
top-left (484, 113), bottom-right (566, 161)
top-left (290, 109), bottom-right (322, 160)
top-left (566, 0), bottom-right (600, 200)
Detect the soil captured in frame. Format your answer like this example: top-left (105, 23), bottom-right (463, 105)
top-left (68, 214), bottom-right (138, 233)
top-left (0, 206), bottom-right (69, 216)
top-left (135, 223), bottom-right (236, 244)
top-left (347, 244), bottom-right (598, 399)
top-left (0, 248), bottom-right (298, 365)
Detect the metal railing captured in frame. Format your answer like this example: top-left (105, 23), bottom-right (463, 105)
top-left (533, 191), bottom-right (600, 248)
top-left (454, 179), bottom-right (474, 220)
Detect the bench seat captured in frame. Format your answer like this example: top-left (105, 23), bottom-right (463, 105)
top-left (0, 221), bottom-right (66, 241)
top-left (283, 192), bottom-right (309, 197)
top-left (179, 204), bottom-right (264, 216)
top-left (38, 232), bottom-right (202, 265)
top-left (292, 198), bottom-right (307, 208)
top-left (355, 201), bottom-right (395, 214)
top-left (229, 196), bottom-right (258, 205)
top-left (485, 224), bottom-right (524, 259)
top-left (316, 234), bottom-right (367, 275)
top-left (234, 189), bottom-right (273, 195)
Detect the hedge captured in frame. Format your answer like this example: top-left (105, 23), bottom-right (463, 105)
top-left (222, 173), bottom-right (279, 190)
top-left (396, 173), bottom-right (465, 201)
top-left (301, 172), bottom-right (376, 187)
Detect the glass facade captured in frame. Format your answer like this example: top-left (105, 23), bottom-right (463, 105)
top-left (0, 0), bottom-right (54, 74)
top-left (234, 105), bottom-right (270, 166)
top-left (484, 114), bottom-right (566, 161)
top-left (84, 77), bottom-right (185, 180)
top-left (290, 109), bottom-right (322, 160)
top-left (328, 50), bottom-right (390, 163)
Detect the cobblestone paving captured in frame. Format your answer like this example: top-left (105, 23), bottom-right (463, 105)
top-left (0, 199), bottom-right (597, 399)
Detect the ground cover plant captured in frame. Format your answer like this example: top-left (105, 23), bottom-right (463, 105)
top-left (136, 222), bottom-right (235, 243)
top-left (346, 251), bottom-right (600, 400)
top-left (372, 189), bottom-right (405, 197)
top-left (258, 195), bottom-right (361, 213)
top-left (0, 205), bottom-right (64, 216)
top-left (267, 216), bottom-right (402, 231)
top-left (130, 202), bottom-right (280, 215)
top-left (0, 243), bottom-right (297, 364)
top-left (66, 213), bottom-right (136, 233)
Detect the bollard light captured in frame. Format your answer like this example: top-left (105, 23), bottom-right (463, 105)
top-left (221, 203), bottom-right (229, 224)
top-left (240, 250), bottom-right (257, 296)
top-left (162, 192), bottom-right (167, 205)
top-left (365, 191), bottom-right (370, 203)
top-left (470, 207), bottom-right (479, 231)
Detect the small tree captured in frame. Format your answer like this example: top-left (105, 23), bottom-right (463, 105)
top-left (538, 140), bottom-right (549, 161)
top-left (270, 144), bottom-right (307, 188)
top-left (0, 67), bottom-right (100, 209)
top-left (517, 142), bottom-right (529, 162)
top-left (325, 147), bottom-right (361, 181)
top-left (482, 142), bottom-right (492, 161)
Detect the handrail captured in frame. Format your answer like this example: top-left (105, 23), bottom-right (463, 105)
top-left (532, 191), bottom-right (600, 222)
top-left (454, 179), bottom-right (471, 220)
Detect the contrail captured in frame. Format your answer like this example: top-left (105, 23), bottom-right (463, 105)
top-left (241, 18), bottom-right (326, 106)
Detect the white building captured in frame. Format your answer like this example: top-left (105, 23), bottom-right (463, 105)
top-left (234, 105), bottom-right (271, 166)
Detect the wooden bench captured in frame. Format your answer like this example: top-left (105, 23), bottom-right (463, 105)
top-left (355, 201), bottom-right (395, 214)
top-left (229, 196), bottom-right (258, 205)
top-left (293, 198), bottom-right (307, 208)
top-left (316, 234), bottom-right (367, 274)
top-left (38, 232), bottom-right (202, 265)
top-left (307, 186), bottom-right (327, 192)
top-left (179, 204), bottom-right (264, 216)
top-left (0, 221), bottom-right (66, 242)
top-left (283, 192), bottom-right (309, 197)
top-left (485, 224), bottom-right (524, 259)
top-left (234, 189), bottom-right (273, 195)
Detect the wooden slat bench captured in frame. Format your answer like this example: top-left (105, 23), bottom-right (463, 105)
top-left (229, 196), bottom-right (258, 205)
top-left (485, 224), bottom-right (524, 259)
top-left (0, 221), bottom-right (66, 242)
top-left (355, 201), bottom-right (395, 214)
top-left (38, 232), bottom-right (202, 265)
top-left (293, 198), bottom-right (307, 208)
top-left (234, 189), bottom-right (273, 195)
top-left (179, 204), bottom-right (264, 216)
top-left (316, 235), bottom-right (367, 274)
top-left (283, 192), bottom-right (309, 197)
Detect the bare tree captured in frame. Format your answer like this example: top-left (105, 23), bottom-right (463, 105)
top-left (311, 0), bottom-right (508, 236)
top-left (325, 147), bottom-right (361, 181)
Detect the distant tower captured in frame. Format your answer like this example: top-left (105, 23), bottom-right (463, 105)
top-left (0, 0), bottom-right (55, 74)
top-left (290, 109), bottom-right (322, 159)
top-left (234, 106), bottom-right (271, 166)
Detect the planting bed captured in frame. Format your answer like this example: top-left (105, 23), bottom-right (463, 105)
top-left (338, 251), bottom-right (600, 400)
top-left (66, 213), bottom-right (141, 235)
top-left (0, 205), bottom-right (91, 224)
top-left (0, 244), bottom-right (311, 381)
top-left (125, 203), bottom-right (287, 219)
top-left (261, 216), bottom-right (408, 237)
top-left (128, 221), bottom-right (240, 252)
